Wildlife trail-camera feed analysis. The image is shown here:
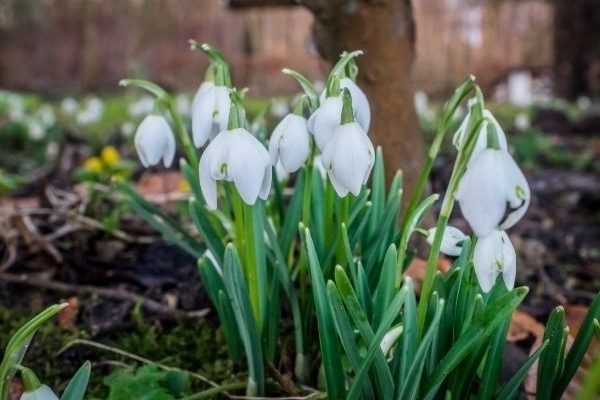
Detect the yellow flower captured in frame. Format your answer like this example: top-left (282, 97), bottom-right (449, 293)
top-left (83, 157), bottom-right (103, 173)
top-left (101, 146), bottom-right (120, 167)
top-left (178, 178), bottom-right (191, 193)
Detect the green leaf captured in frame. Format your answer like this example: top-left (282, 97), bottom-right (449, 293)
top-left (537, 306), bottom-right (567, 400)
top-left (478, 320), bottom-right (510, 400)
top-left (222, 244), bottom-right (265, 396)
top-left (497, 340), bottom-right (548, 400)
top-left (397, 297), bottom-right (444, 400)
top-left (0, 303), bottom-right (68, 400)
top-left (327, 281), bottom-right (375, 399)
top-left (423, 287), bottom-right (528, 400)
top-left (280, 169), bottom-right (305, 256)
top-left (302, 229), bottom-right (346, 399)
top-left (367, 147), bottom-right (385, 238)
top-left (189, 198), bottom-right (224, 265)
top-left (61, 361), bottom-right (91, 400)
top-left (373, 244), bottom-right (398, 329)
top-left (335, 266), bottom-right (394, 398)
top-left (555, 292), bottom-right (600, 396)
top-left (346, 281), bottom-right (410, 400)
top-left (398, 279), bottom-right (418, 388)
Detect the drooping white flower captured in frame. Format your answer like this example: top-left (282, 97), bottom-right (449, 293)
top-left (473, 230), bottom-right (516, 292)
top-left (427, 226), bottom-right (468, 257)
top-left (191, 81), bottom-right (231, 147)
top-left (269, 114), bottom-right (310, 173)
top-left (61, 98), bottom-right (78, 115)
top-left (453, 109), bottom-right (508, 166)
top-left (199, 128), bottom-right (271, 209)
top-left (321, 122), bottom-right (374, 197)
top-left (318, 78), bottom-right (370, 131)
top-left (380, 324), bottom-right (403, 356)
top-left (456, 148), bottom-right (530, 237)
top-left (308, 96), bottom-right (343, 151)
top-left (134, 115), bottom-right (176, 168)
top-left (20, 385), bottom-right (59, 400)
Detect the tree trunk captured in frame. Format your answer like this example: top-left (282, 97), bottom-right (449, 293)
top-left (553, 0), bottom-right (600, 99)
top-left (306, 0), bottom-right (423, 194)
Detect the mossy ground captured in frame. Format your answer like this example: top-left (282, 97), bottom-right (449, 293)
top-left (0, 304), bottom-right (236, 399)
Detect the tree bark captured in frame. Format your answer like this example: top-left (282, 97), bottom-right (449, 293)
top-left (305, 0), bottom-right (423, 193)
top-left (553, 0), bottom-right (600, 99)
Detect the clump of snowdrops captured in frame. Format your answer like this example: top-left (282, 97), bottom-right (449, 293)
top-left (5, 42), bottom-right (599, 399)
top-left (118, 42), bottom-right (600, 398)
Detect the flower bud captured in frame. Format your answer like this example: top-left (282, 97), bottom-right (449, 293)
top-left (134, 115), bottom-right (176, 168)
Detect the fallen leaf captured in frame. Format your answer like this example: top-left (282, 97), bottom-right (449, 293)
top-left (57, 297), bottom-right (79, 330)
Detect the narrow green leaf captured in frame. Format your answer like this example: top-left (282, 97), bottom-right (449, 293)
top-left (0, 303), bottom-right (68, 399)
top-left (280, 169), bottom-right (305, 256)
top-left (347, 282), bottom-right (409, 400)
top-left (479, 319), bottom-right (510, 400)
top-left (335, 266), bottom-right (394, 398)
top-left (398, 280), bottom-right (418, 388)
top-left (537, 306), bottom-right (567, 400)
top-left (302, 229), bottom-right (346, 399)
top-left (373, 244), bottom-right (399, 329)
top-left (60, 361), bottom-right (91, 400)
top-left (189, 198), bottom-right (224, 265)
top-left (327, 281), bottom-right (375, 399)
top-left (222, 244), bottom-right (264, 395)
top-left (397, 298), bottom-right (445, 400)
top-left (497, 340), bottom-right (548, 400)
top-left (555, 292), bottom-right (600, 396)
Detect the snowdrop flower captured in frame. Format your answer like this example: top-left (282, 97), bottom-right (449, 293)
top-left (308, 96), bottom-right (343, 151)
top-left (514, 113), bottom-right (530, 130)
top-left (128, 95), bottom-right (154, 117)
top-left (37, 105), bottom-right (56, 126)
top-left (322, 121), bottom-right (374, 197)
top-left (269, 113), bottom-right (310, 173)
top-left (199, 128), bottom-right (271, 210)
top-left (313, 78), bottom-right (370, 147)
top-left (380, 325), bottom-right (403, 356)
top-left (427, 226), bottom-right (468, 256)
top-left (76, 97), bottom-right (104, 125)
top-left (20, 385), bottom-right (58, 400)
top-left (134, 115), bottom-right (176, 168)
top-left (191, 81), bottom-right (231, 147)
top-left (473, 230), bottom-right (516, 292)
top-left (456, 148), bottom-right (530, 237)
top-left (270, 98), bottom-right (290, 118)
top-left (61, 97), bottom-right (78, 115)
top-left (453, 107), bottom-right (507, 166)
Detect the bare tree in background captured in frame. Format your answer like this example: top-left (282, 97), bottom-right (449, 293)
top-left (553, 0), bottom-right (600, 99)
top-left (232, 0), bottom-right (424, 194)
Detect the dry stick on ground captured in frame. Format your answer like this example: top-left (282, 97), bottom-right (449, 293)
top-left (0, 271), bottom-right (209, 320)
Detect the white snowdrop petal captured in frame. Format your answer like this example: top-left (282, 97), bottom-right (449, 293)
top-left (199, 147), bottom-right (219, 210)
top-left (162, 121), bottom-right (176, 167)
top-left (327, 169), bottom-right (349, 197)
top-left (20, 385), bottom-right (59, 400)
top-left (498, 151), bottom-right (530, 230)
top-left (427, 226), bottom-right (468, 256)
top-left (228, 129), bottom-right (270, 206)
top-left (278, 115), bottom-right (310, 173)
top-left (309, 96), bottom-right (343, 151)
top-left (268, 116), bottom-right (287, 165)
top-left (192, 82), bottom-right (216, 147)
top-left (332, 123), bottom-right (371, 196)
top-left (340, 78), bottom-right (371, 132)
top-left (380, 325), bottom-right (403, 356)
top-left (259, 164), bottom-right (272, 200)
top-left (500, 231), bottom-right (517, 290)
top-left (214, 86), bottom-right (232, 133)
top-left (134, 115), bottom-right (172, 168)
top-left (483, 110), bottom-right (508, 151)
top-left (473, 232), bottom-right (502, 293)
top-left (456, 149), bottom-right (507, 237)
